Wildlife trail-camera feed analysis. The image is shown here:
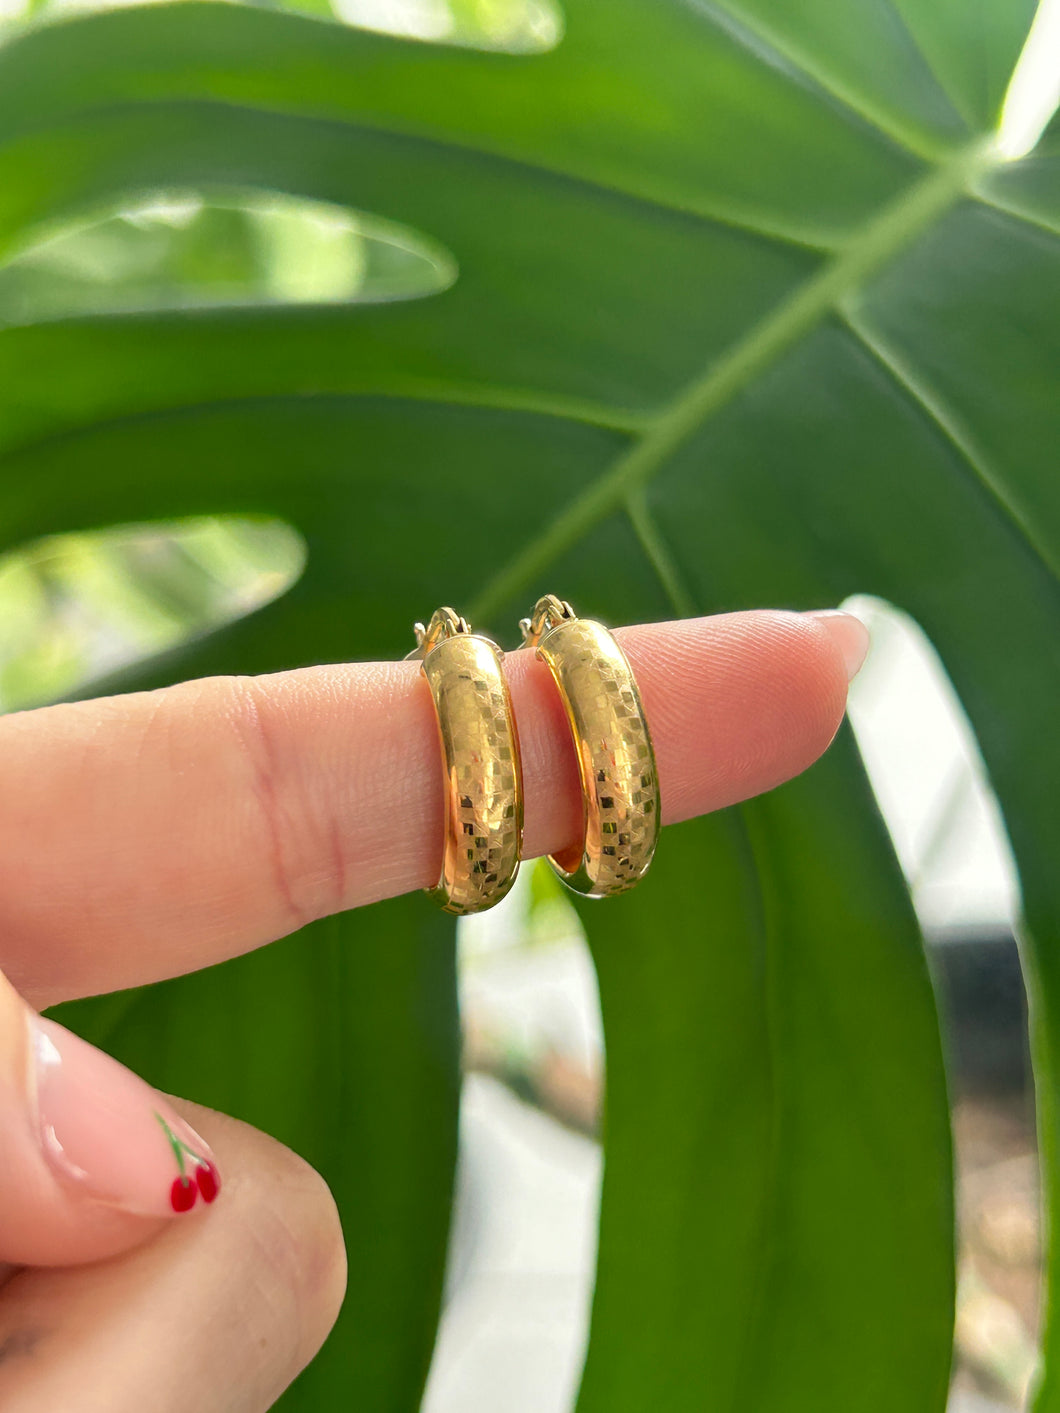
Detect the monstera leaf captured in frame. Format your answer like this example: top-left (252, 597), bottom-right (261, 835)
top-left (7, 0), bottom-right (1060, 1408)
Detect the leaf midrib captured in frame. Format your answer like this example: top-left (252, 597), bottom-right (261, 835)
top-left (468, 137), bottom-right (1003, 622)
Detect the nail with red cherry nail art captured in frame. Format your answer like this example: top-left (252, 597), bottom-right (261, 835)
top-left (157, 1113), bottom-right (223, 1213)
top-left (30, 1013), bottom-right (222, 1218)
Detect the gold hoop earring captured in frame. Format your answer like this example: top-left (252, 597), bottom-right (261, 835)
top-left (410, 608), bottom-right (523, 914)
top-left (520, 595), bottom-right (659, 898)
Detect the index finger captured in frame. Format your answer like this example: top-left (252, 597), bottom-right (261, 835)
top-left (0, 610), bottom-right (866, 1009)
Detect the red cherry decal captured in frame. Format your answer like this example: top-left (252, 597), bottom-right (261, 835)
top-left (171, 1175), bottom-right (197, 1212)
top-left (196, 1161), bottom-right (220, 1204)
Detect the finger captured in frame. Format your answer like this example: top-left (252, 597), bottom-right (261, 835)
top-left (0, 1105), bottom-right (346, 1411)
top-left (0, 969), bottom-right (223, 1267)
top-left (0, 609), bottom-right (867, 1007)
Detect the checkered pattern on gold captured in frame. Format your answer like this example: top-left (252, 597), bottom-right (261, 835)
top-left (537, 618), bottom-right (659, 896)
top-left (422, 634), bottom-right (522, 914)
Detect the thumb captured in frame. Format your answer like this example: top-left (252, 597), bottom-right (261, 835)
top-left (0, 970), bottom-right (221, 1266)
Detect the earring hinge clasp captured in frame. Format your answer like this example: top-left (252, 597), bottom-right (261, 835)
top-left (519, 594), bottom-right (577, 649)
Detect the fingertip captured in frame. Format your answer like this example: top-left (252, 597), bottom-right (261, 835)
top-left (0, 980), bottom-right (221, 1267)
top-left (0, 1109), bottom-right (347, 1413)
top-left (612, 609), bottom-right (856, 827)
top-left (806, 609), bottom-right (871, 682)
top-left (32, 1018), bottom-right (222, 1228)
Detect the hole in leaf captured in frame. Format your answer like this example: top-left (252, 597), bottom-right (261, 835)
top-left (331, 0), bottom-right (561, 50)
top-left (843, 595), bottom-right (1020, 935)
top-left (0, 0), bottom-right (562, 53)
top-left (0, 516), bottom-right (305, 710)
top-left (995, 0), bottom-right (1060, 162)
top-left (0, 190), bottom-right (456, 328)
top-left (843, 596), bottom-right (1038, 1405)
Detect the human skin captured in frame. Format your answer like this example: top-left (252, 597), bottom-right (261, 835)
top-left (0, 608), bottom-right (867, 1411)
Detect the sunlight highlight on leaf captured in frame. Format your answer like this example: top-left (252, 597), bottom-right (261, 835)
top-left (0, 517), bottom-right (305, 710)
top-left (0, 190), bottom-right (456, 326)
top-left (0, 0), bottom-right (561, 52)
top-left (995, 0), bottom-right (1060, 160)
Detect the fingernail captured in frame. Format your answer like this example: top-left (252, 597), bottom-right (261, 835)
top-left (807, 610), bottom-right (871, 681)
top-left (29, 1016), bottom-right (221, 1217)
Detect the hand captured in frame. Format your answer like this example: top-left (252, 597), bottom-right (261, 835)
top-left (0, 608), bottom-right (866, 1411)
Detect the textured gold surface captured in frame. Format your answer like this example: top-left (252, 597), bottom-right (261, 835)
top-left (532, 611), bottom-right (659, 897)
top-left (421, 629), bottom-right (523, 915)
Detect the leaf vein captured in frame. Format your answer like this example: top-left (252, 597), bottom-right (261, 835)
top-left (685, 0), bottom-right (954, 161)
top-left (0, 98), bottom-right (838, 258)
top-left (624, 491), bottom-right (697, 619)
top-left (842, 310), bottom-right (1060, 587)
top-left (0, 383), bottom-right (644, 469)
top-left (971, 184), bottom-right (1060, 243)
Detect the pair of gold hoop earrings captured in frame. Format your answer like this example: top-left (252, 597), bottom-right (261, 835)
top-left (409, 594), bottom-right (660, 915)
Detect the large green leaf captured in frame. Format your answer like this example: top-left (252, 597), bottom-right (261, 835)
top-left (6, 0), bottom-right (1059, 1408)
top-left (578, 740), bottom-right (953, 1412)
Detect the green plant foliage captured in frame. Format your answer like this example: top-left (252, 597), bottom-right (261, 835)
top-left (578, 739), bottom-right (953, 1412)
top-left (10, 0), bottom-right (1058, 1408)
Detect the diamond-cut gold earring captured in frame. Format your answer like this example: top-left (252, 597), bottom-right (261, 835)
top-left (520, 595), bottom-right (659, 898)
top-left (410, 608), bottom-right (523, 914)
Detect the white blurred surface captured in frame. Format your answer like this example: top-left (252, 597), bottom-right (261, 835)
top-left (951, 1396), bottom-right (1009, 1413)
top-left (844, 597), bottom-right (1020, 933)
top-left (422, 1075), bottom-right (599, 1413)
